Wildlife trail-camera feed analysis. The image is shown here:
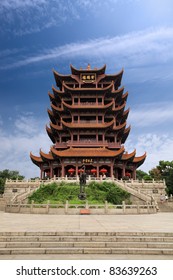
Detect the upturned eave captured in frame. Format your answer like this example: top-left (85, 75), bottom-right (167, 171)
top-left (70, 64), bottom-right (106, 75)
top-left (51, 146), bottom-right (125, 158)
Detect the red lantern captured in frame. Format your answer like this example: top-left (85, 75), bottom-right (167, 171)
top-left (68, 168), bottom-right (75, 173)
top-left (91, 168), bottom-right (97, 173)
top-left (125, 172), bottom-right (131, 178)
top-left (100, 168), bottom-right (107, 173)
top-left (78, 169), bottom-right (84, 173)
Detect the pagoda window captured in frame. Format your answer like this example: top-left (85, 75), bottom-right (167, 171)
top-left (64, 117), bottom-right (72, 123)
top-left (98, 116), bottom-right (102, 123)
top-left (80, 116), bottom-right (96, 123)
top-left (98, 83), bottom-right (104, 88)
top-left (80, 98), bottom-right (96, 104)
top-left (74, 116), bottom-right (78, 122)
top-left (73, 135), bottom-right (78, 141)
top-left (62, 136), bottom-right (70, 142)
top-left (80, 135), bottom-right (96, 141)
top-left (74, 98), bottom-right (78, 104)
top-left (98, 98), bottom-right (102, 104)
top-left (106, 136), bottom-right (114, 143)
top-left (98, 135), bottom-right (103, 141)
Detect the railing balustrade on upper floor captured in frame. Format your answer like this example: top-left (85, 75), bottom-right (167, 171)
top-left (54, 140), bottom-right (121, 148)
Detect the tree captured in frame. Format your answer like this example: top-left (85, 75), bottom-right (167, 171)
top-left (0, 169), bottom-right (25, 194)
top-left (136, 170), bottom-right (149, 180)
top-left (156, 161), bottom-right (173, 195)
top-left (149, 167), bottom-right (162, 181)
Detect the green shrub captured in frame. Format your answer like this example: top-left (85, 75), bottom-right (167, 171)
top-left (106, 186), bottom-right (130, 204)
top-left (28, 181), bottom-right (131, 205)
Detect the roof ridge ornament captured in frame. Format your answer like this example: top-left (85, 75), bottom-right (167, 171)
top-left (87, 63), bottom-right (91, 70)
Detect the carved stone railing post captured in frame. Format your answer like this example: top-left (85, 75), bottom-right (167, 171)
top-left (65, 200), bottom-right (68, 214)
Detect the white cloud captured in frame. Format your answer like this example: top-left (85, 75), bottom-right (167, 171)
top-left (1, 27), bottom-right (173, 72)
top-left (14, 115), bottom-right (43, 135)
top-left (0, 0), bottom-right (73, 35)
top-left (129, 102), bottom-right (173, 128)
top-left (0, 112), bottom-right (173, 177)
top-left (126, 133), bottom-right (173, 172)
top-left (0, 0), bottom-right (46, 10)
top-left (0, 114), bottom-right (51, 178)
top-left (1, 0), bottom-right (122, 35)
top-left (1, 0), bottom-right (172, 36)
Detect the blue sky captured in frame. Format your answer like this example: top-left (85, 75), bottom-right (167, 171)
top-left (0, 0), bottom-right (173, 178)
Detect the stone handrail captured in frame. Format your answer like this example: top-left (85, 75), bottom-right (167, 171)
top-left (5, 177), bottom-right (165, 184)
top-left (114, 179), bottom-right (153, 203)
top-left (5, 200), bottom-right (157, 215)
top-left (10, 186), bottom-right (39, 203)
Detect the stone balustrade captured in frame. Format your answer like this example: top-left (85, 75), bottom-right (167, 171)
top-left (5, 200), bottom-right (157, 215)
top-left (3, 177), bottom-right (166, 204)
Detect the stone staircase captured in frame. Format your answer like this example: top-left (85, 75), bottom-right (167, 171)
top-left (158, 202), bottom-right (173, 212)
top-left (10, 187), bottom-right (39, 204)
top-left (114, 179), bottom-right (152, 203)
top-left (0, 197), bottom-right (5, 211)
top-left (0, 231), bottom-right (173, 255)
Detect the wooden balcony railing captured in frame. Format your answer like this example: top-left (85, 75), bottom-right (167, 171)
top-left (54, 140), bottom-right (121, 148)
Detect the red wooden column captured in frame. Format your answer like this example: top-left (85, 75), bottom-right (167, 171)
top-left (132, 167), bottom-right (136, 180)
top-left (76, 165), bottom-right (78, 177)
top-left (61, 160), bottom-right (65, 177)
top-left (122, 163), bottom-right (126, 177)
top-left (50, 163), bottom-right (53, 178)
top-left (97, 165), bottom-right (99, 178)
top-left (40, 167), bottom-right (44, 180)
top-left (115, 168), bottom-right (118, 179)
top-left (110, 163), bottom-right (113, 177)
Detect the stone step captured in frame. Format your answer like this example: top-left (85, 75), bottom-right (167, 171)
top-left (1, 231), bottom-right (173, 237)
top-left (0, 231), bottom-right (173, 255)
top-left (0, 247), bottom-right (173, 255)
top-left (1, 241), bottom-right (173, 249)
top-left (158, 203), bottom-right (173, 212)
top-left (1, 235), bottom-right (173, 242)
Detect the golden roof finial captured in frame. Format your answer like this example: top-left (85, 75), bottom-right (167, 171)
top-left (87, 63), bottom-right (91, 70)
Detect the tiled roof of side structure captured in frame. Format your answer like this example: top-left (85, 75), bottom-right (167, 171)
top-left (122, 149), bottom-right (136, 160)
top-left (30, 152), bottom-right (43, 166)
top-left (133, 152), bottom-right (147, 164)
top-left (46, 125), bottom-right (56, 143)
top-left (40, 149), bottom-right (54, 160)
top-left (112, 102), bottom-right (126, 112)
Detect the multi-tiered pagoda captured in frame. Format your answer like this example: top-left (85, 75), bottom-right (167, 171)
top-left (30, 64), bottom-right (146, 179)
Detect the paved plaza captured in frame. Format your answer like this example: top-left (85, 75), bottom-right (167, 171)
top-left (0, 211), bottom-right (173, 259)
top-left (0, 211), bottom-right (173, 233)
